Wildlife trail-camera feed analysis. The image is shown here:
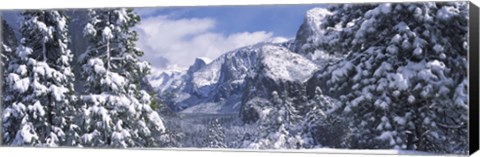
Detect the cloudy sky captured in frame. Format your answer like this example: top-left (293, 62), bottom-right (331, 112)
top-left (134, 4), bottom-right (325, 70)
top-left (1, 5), bottom-right (326, 70)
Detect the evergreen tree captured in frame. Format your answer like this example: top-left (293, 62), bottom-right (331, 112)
top-left (2, 19), bottom-right (17, 96)
top-left (205, 118), bottom-right (226, 148)
top-left (309, 2), bottom-right (468, 154)
top-left (303, 87), bottom-right (348, 148)
top-left (246, 91), bottom-right (303, 149)
top-left (1, 19), bottom-right (17, 68)
top-left (78, 8), bottom-right (166, 148)
top-left (1, 20), bottom-right (17, 145)
top-left (2, 10), bottom-right (78, 146)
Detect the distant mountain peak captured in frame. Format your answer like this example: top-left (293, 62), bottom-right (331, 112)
top-left (187, 57), bottom-right (211, 75)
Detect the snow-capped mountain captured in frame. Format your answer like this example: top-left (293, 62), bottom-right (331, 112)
top-left (149, 40), bottom-right (326, 114)
top-left (147, 7), bottom-right (340, 115)
top-left (148, 65), bottom-right (186, 93)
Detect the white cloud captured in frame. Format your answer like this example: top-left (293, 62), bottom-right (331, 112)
top-left (135, 15), bottom-right (278, 69)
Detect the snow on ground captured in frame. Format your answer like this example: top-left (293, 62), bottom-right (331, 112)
top-left (160, 148), bottom-right (434, 156)
top-left (278, 148), bottom-right (432, 155)
top-left (181, 102), bottom-right (225, 114)
top-left (180, 94), bottom-right (242, 114)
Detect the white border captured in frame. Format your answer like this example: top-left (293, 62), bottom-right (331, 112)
top-left (0, 0), bottom-right (458, 9)
top-left (0, 147), bottom-right (455, 157)
top-left (0, 0), bottom-right (479, 157)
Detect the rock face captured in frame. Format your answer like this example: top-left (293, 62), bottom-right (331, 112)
top-left (293, 8), bottom-right (332, 54)
top-left (187, 57), bottom-right (210, 74)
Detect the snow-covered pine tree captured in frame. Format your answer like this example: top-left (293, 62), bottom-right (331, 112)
top-left (277, 91), bottom-right (301, 130)
top-left (246, 91), bottom-right (303, 149)
top-left (78, 8), bottom-right (166, 148)
top-left (1, 19), bottom-right (17, 91)
top-left (205, 118), bottom-right (226, 148)
top-left (303, 87), bottom-right (348, 148)
top-left (2, 10), bottom-right (79, 146)
top-left (301, 88), bottom-right (327, 148)
top-left (1, 19), bottom-right (17, 67)
top-left (308, 2), bottom-right (468, 154)
top-left (1, 20), bottom-right (17, 145)
top-left (156, 121), bottom-right (182, 148)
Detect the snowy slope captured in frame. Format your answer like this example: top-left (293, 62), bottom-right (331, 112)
top-left (260, 45), bottom-right (317, 82)
top-left (199, 148), bottom-right (432, 155)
